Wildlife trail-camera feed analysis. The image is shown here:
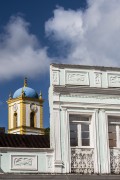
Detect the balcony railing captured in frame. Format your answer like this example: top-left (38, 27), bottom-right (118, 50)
top-left (71, 148), bottom-right (94, 174)
top-left (110, 148), bottom-right (120, 174)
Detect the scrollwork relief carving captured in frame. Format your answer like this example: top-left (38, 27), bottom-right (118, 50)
top-left (110, 76), bottom-right (120, 84)
top-left (53, 71), bottom-right (59, 85)
top-left (66, 72), bottom-right (89, 85)
top-left (108, 74), bottom-right (120, 87)
top-left (14, 158), bottom-right (33, 166)
top-left (47, 156), bottom-right (53, 169)
top-left (94, 73), bottom-right (101, 86)
top-left (11, 155), bottom-right (37, 170)
top-left (68, 74), bottom-right (85, 82)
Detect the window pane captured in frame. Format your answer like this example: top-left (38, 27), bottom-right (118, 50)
top-left (82, 132), bottom-right (89, 138)
top-left (108, 125), bottom-right (116, 132)
top-left (81, 124), bottom-right (90, 146)
top-left (108, 125), bottom-right (116, 147)
top-left (69, 115), bottom-right (89, 122)
top-left (109, 140), bottom-right (116, 147)
top-left (108, 116), bottom-right (120, 123)
top-left (81, 117), bottom-right (89, 122)
top-left (70, 124), bottom-right (78, 146)
top-left (69, 116), bottom-right (90, 147)
top-left (109, 132), bottom-right (116, 139)
top-left (81, 124), bottom-right (89, 131)
top-left (82, 139), bottom-right (90, 146)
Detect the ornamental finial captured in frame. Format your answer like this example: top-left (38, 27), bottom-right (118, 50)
top-left (21, 88), bottom-right (25, 97)
top-left (9, 92), bottom-right (12, 99)
top-left (39, 91), bottom-right (42, 99)
top-left (24, 77), bottom-right (27, 87)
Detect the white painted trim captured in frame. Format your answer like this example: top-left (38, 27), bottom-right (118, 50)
top-left (0, 147), bottom-right (54, 152)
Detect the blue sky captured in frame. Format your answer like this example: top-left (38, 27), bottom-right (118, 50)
top-left (0, 0), bottom-right (87, 130)
top-left (0, 0), bottom-right (120, 130)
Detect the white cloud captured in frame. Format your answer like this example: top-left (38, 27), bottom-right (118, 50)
top-left (1, 0), bottom-right (120, 82)
top-left (0, 16), bottom-right (50, 80)
top-left (45, 0), bottom-right (120, 67)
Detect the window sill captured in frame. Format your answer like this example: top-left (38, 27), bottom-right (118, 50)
top-left (71, 147), bottom-right (94, 149)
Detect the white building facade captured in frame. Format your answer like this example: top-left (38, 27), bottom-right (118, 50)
top-left (0, 147), bottom-right (54, 173)
top-left (49, 63), bottom-right (120, 174)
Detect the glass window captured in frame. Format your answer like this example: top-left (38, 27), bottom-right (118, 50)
top-left (70, 115), bottom-right (90, 147)
top-left (108, 116), bottom-right (120, 148)
top-left (108, 125), bottom-right (116, 147)
top-left (81, 124), bottom-right (90, 146)
top-left (70, 123), bottom-right (78, 146)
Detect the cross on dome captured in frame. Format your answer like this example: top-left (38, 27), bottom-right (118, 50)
top-left (24, 77), bottom-right (28, 87)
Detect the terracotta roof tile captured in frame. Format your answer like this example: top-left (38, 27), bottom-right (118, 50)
top-left (0, 134), bottom-right (50, 148)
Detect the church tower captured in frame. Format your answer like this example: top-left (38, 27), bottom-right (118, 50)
top-left (7, 78), bottom-right (44, 135)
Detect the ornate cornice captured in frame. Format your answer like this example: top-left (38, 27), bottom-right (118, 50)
top-left (0, 147), bottom-right (54, 152)
top-left (61, 94), bottom-right (120, 100)
top-left (8, 126), bottom-right (45, 131)
top-left (51, 63), bottom-right (120, 71)
top-left (7, 96), bottom-right (44, 104)
top-left (54, 86), bottom-right (120, 96)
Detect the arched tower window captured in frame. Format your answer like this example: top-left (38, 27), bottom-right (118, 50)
top-left (13, 113), bottom-right (17, 128)
top-left (30, 112), bottom-right (35, 127)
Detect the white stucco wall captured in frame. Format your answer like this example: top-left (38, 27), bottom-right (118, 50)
top-left (0, 148), bottom-right (54, 173)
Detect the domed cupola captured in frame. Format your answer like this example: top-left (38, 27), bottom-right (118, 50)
top-left (13, 77), bottom-right (38, 99)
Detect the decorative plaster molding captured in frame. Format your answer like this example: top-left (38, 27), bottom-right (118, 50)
top-left (61, 94), bottom-right (120, 100)
top-left (71, 148), bottom-right (94, 174)
top-left (94, 73), bottom-right (102, 87)
top-left (47, 155), bottom-right (54, 172)
top-left (66, 71), bottom-right (89, 86)
top-left (11, 155), bottom-right (38, 170)
top-left (108, 73), bottom-right (120, 87)
top-left (0, 147), bottom-right (53, 152)
top-left (52, 71), bottom-right (59, 85)
top-left (110, 149), bottom-right (120, 174)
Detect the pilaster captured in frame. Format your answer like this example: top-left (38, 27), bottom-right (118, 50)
top-left (61, 108), bottom-right (70, 173)
top-left (94, 109), bottom-right (100, 174)
top-left (40, 104), bottom-right (43, 128)
top-left (8, 105), bottom-right (11, 130)
top-left (54, 109), bottom-right (63, 173)
top-left (99, 109), bottom-right (110, 174)
top-left (20, 101), bottom-right (26, 134)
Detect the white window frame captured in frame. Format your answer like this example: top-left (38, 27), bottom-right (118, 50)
top-left (70, 115), bottom-right (92, 148)
top-left (108, 116), bottom-right (120, 148)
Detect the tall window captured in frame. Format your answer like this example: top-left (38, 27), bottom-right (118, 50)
top-left (30, 112), bottom-right (35, 127)
top-left (13, 113), bottom-right (17, 128)
top-left (108, 116), bottom-right (120, 148)
top-left (70, 115), bottom-right (90, 147)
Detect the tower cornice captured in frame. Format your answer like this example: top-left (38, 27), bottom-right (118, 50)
top-left (7, 96), bottom-right (44, 104)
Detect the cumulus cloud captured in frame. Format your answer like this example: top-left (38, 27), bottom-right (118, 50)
top-left (45, 0), bottom-right (120, 66)
top-left (0, 16), bottom-right (50, 80)
top-left (1, 0), bottom-right (120, 81)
